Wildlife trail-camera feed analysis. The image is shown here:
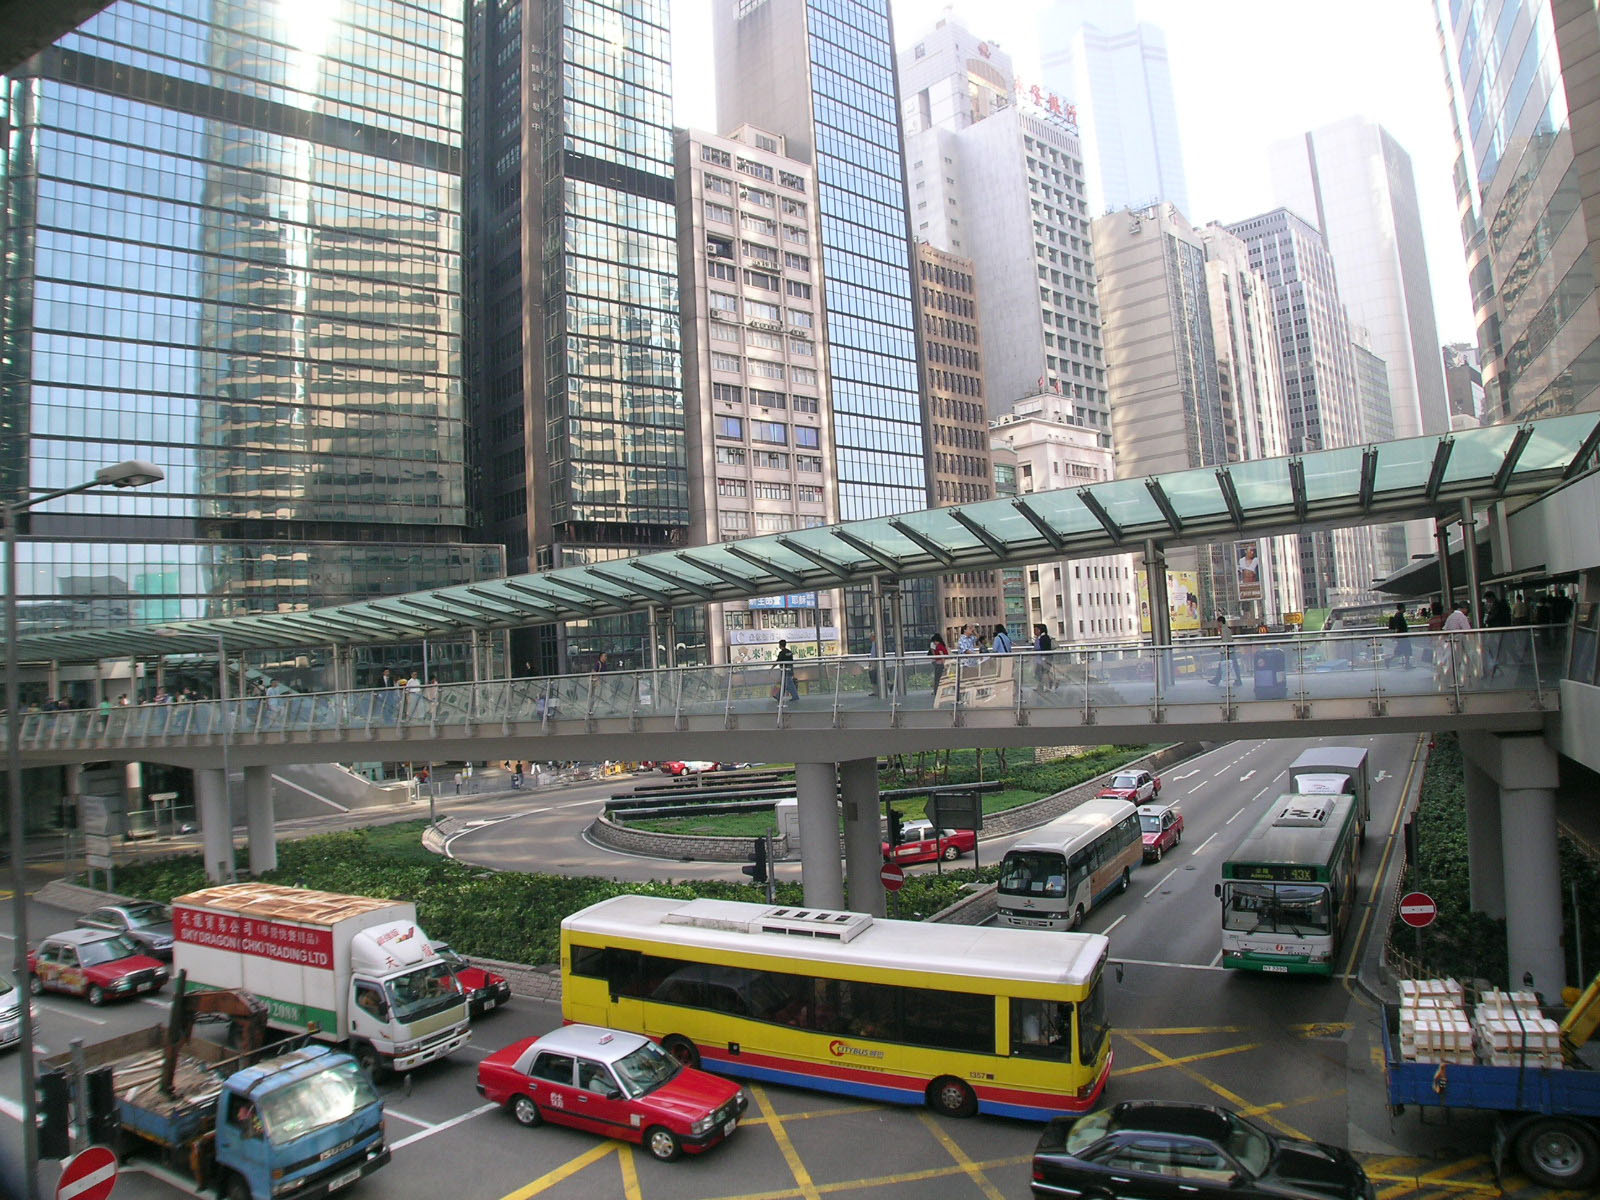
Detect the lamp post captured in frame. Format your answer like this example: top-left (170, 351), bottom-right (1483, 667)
top-left (6, 459), bottom-right (163, 1200)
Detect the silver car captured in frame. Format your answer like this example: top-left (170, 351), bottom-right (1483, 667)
top-left (76, 901), bottom-right (175, 961)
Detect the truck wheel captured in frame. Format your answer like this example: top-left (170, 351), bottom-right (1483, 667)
top-left (222, 1172), bottom-right (250, 1200)
top-left (1515, 1117), bottom-right (1600, 1189)
top-left (88, 985), bottom-right (107, 1007)
top-left (661, 1035), bottom-right (700, 1069)
top-left (510, 1094), bottom-right (541, 1127)
top-left (926, 1076), bottom-right (978, 1118)
top-left (644, 1125), bottom-right (682, 1162)
top-left (353, 1042), bottom-right (385, 1082)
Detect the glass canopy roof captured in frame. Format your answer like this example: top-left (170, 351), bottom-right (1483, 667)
top-left (16, 413), bottom-right (1600, 663)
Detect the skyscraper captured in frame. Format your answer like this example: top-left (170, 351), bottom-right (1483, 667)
top-left (465, 0), bottom-right (686, 670)
top-left (1, 1), bottom-right (498, 653)
top-left (1038, 0), bottom-right (1189, 216)
top-left (714, 0), bottom-right (935, 647)
top-left (899, 19), bottom-right (1109, 432)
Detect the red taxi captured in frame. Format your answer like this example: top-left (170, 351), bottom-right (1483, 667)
top-left (1097, 769), bottom-right (1161, 804)
top-left (882, 818), bottom-right (977, 865)
top-left (1137, 802), bottom-right (1184, 862)
top-left (434, 942), bottom-right (512, 1017)
top-left (478, 1025), bottom-right (747, 1161)
top-left (27, 928), bottom-right (169, 1006)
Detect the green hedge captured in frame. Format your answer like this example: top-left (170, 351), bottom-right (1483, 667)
top-left (1389, 733), bottom-right (1600, 990)
top-left (110, 824), bottom-right (1001, 968)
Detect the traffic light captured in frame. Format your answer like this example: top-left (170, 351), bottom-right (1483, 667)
top-left (37, 1071), bottom-right (70, 1158)
top-left (887, 807), bottom-right (904, 847)
top-left (742, 835), bottom-right (769, 886)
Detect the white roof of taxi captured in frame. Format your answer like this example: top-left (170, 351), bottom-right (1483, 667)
top-left (563, 896), bottom-right (1107, 989)
top-left (524, 1023), bottom-right (649, 1065)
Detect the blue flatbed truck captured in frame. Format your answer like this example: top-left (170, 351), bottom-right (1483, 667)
top-left (43, 983), bottom-right (389, 1199)
top-left (1381, 993), bottom-right (1600, 1190)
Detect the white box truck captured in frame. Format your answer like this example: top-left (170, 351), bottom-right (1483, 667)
top-left (172, 882), bottom-right (470, 1076)
top-left (1287, 746), bottom-right (1371, 840)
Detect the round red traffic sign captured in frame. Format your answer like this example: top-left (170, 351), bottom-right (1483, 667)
top-left (879, 862), bottom-right (907, 892)
top-left (56, 1145), bottom-right (117, 1200)
top-left (1399, 891), bottom-right (1438, 929)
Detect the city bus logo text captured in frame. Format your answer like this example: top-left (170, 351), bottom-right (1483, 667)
top-left (828, 1040), bottom-right (884, 1059)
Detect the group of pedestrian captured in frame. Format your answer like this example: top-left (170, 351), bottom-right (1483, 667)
top-left (378, 668), bottom-right (439, 720)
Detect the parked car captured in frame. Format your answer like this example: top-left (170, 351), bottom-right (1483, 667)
top-left (1030, 1100), bottom-right (1374, 1200)
top-left (1137, 802), bottom-right (1184, 862)
top-left (1097, 768), bottom-right (1161, 803)
top-left (477, 1024), bottom-right (747, 1161)
top-left (76, 900), bottom-right (175, 961)
top-left (433, 942), bottom-right (512, 1017)
top-left (661, 761), bottom-right (719, 776)
top-left (27, 929), bottom-right (169, 1006)
top-left (883, 818), bottom-right (977, 865)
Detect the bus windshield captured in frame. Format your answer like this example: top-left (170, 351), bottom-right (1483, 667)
top-left (1222, 882), bottom-right (1331, 937)
top-left (998, 851), bottom-right (1067, 897)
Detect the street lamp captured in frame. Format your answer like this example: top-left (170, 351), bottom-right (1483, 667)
top-left (6, 458), bottom-right (162, 1200)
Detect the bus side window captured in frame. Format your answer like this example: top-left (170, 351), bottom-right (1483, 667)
top-left (1010, 998), bottom-right (1071, 1060)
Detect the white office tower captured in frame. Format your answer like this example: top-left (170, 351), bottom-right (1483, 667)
top-left (1038, 0), bottom-right (1189, 216)
top-left (899, 20), bottom-right (1110, 434)
top-left (1199, 226), bottom-right (1305, 623)
top-left (1270, 118), bottom-right (1452, 562)
top-left (989, 396), bottom-right (1141, 642)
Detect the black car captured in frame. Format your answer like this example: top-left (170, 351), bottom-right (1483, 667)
top-left (1031, 1101), bottom-right (1375, 1200)
top-left (76, 901), bottom-right (175, 961)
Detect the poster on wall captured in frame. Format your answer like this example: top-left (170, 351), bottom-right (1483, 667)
top-left (1136, 570), bottom-right (1202, 634)
top-left (1236, 541), bottom-right (1263, 602)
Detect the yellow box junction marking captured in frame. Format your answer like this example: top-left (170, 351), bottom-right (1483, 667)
top-left (495, 1141), bottom-right (618, 1200)
top-left (752, 1085), bottom-right (822, 1200)
top-left (916, 1110), bottom-right (1008, 1200)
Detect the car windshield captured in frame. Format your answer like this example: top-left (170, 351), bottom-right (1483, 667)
top-left (1110, 774), bottom-right (1140, 789)
top-left (1139, 813), bottom-right (1163, 833)
top-left (78, 935), bottom-right (141, 965)
top-left (1222, 882), bottom-right (1332, 936)
top-left (1223, 1111), bottom-right (1273, 1176)
top-left (1063, 1110), bottom-right (1113, 1154)
top-left (999, 850), bottom-right (1067, 897)
top-left (258, 1060), bottom-right (379, 1145)
top-left (610, 1040), bottom-right (683, 1098)
top-left (122, 904), bottom-right (170, 930)
top-left (384, 961), bottom-right (460, 1022)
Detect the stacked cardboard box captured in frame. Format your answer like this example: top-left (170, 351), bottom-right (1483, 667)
top-left (1398, 979), bottom-right (1474, 1063)
top-left (1473, 989), bottom-right (1563, 1068)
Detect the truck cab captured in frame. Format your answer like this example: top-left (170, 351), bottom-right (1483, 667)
top-left (345, 921), bottom-right (471, 1075)
top-left (214, 1045), bottom-right (388, 1200)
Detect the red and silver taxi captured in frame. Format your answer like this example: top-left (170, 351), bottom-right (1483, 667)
top-left (882, 818), bottom-right (977, 865)
top-left (478, 1025), bottom-right (747, 1161)
top-left (1137, 802), bottom-right (1184, 862)
top-left (1098, 769), bottom-right (1161, 804)
top-left (27, 928), bottom-right (169, 1005)
top-left (433, 942), bottom-right (512, 1017)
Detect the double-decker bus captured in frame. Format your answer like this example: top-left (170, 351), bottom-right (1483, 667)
top-left (995, 797), bottom-right (1142, 931)
top-left (561, 894), bottom-right (1111, 1121)
top-left (1216, 793), bottom-right (1362, 975)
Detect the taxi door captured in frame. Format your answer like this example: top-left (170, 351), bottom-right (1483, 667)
top-left (57, 946), bottom-right (88, 997)
top-left (33, 944), bottom-right (62, 994)
top-left (572, 1058), bottom-right (636, 1140)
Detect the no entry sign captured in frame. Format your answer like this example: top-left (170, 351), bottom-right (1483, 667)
top-left (879, 862), bottom-right (907, 892)
top-left (1399, 891), bottom-right (1438, 929)
top-left (57, 1145), bottom-right (117, 1200)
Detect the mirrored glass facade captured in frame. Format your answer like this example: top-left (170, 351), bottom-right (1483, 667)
top-left (1, 0), bottom-right (500, 632)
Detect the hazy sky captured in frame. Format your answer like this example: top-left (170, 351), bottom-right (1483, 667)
top-left (669, 0), bottom-right (1476, 345)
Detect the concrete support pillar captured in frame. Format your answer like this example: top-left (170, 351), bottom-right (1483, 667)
top-left (1434, 520), bottom-right (1454, 608)
top-left (838, 758), bottom-right (885, 918)
top-left (869, 577), bottom-right (886, 698)
top-left (646, 605), bottom-right (660, 671)
top-left (886, 586), bottom-right (904, 682)
top-left (1461, 498), bottom-right (1483, 626)
top-left (794, 762), bottom-right (843, 910)
top-left (63, 765), bottom-right (81, 830)
top-left (1500, 785), bottom-right (1565, 998)
top-left (1463, 758), bottom-right (1505, 918)
top-left (244, 766), bottom-right (276, 877)
top-left (195, 768), bottom-right (234, 884)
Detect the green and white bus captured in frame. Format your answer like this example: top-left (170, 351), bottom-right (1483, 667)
top-left (1216, 793), bottom-right (1361, 975)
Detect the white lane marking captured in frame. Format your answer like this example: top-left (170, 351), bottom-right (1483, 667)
top-left (1375, 770), bottom-right (1391, 784)
top-left (1192, 832), bottom-right (1218, 854)
top-left (1100, 915), bottom-right (1127, 937)
top-left (1211, 766), bottom-right (1233, 778)
top-left (1142, 868), bottom-right (1179, 898)
top-left (1173, 770), bottom-right (1199, 781)
top-left (1208, 951), bottom-right (1224, 969)
top-left (0, 931), bottom-right (12, 940)
top-left (382, 1107), bottom-right (434, 1128)
top-left (59, 1160), bottom-right (118, 1200)
top-left (42, 1006), bottom-right (106, 1026)
top-left (391, 1101), bottom-right (497, 1151)
top-left (1240, 770), bottom-right (1255, 782)
top-left (0, 1095), bottom-right (21, 1121)
top-left (1225, 807), bottom-right (1247, 825)
top-left (1251, 786), bottom-right (1269, 801)
top-left (1186, 783), bottom-right (1207, 795)
top-left (1114, 957), bottom-right (1224, 973)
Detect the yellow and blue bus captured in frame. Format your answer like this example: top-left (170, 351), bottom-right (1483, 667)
top-left (560, 894), bottom-right (1112, 1121)
top-left (1216, 793), bottom-right (1362, 975)
top-left (995, 797), bottom-right (1142, 931)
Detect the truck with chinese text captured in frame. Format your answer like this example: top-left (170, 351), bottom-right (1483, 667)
top-left (172, 882), bottom-right (470, 1077)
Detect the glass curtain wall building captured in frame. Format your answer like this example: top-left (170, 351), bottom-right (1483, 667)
top-left (713, 0), bottom-right (936, 649)
top-left (465, 0), bottom-right (689, 672)
top-left (0, 0), bottom-right (499, 673)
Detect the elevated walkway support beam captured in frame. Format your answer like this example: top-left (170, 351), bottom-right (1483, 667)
top-left (245, 765), bottom-right (276, 876)
top-left (839, 758), bottom-right (884, 918)
top-left (1463, 756), bottom-right (1505, 917)
top-left (196, 768), bottom-right (233, 885)
top-left (795, 762), bottom-right (843, 910)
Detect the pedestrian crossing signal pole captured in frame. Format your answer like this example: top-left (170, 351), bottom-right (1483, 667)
top-left (743, 834), bottom-right (774, 903)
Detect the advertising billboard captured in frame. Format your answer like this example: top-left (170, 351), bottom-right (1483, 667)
top-left (1137, 569), bottom-right (1202, 634)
